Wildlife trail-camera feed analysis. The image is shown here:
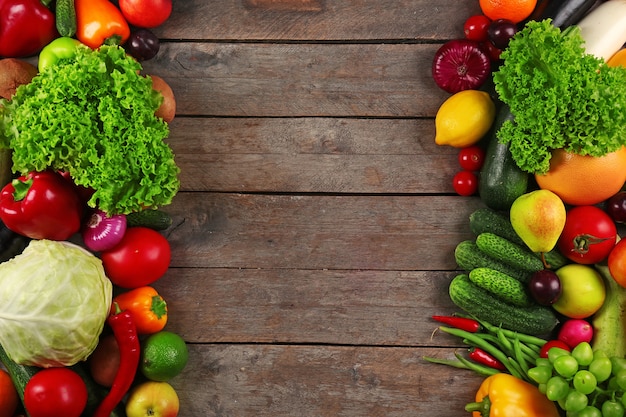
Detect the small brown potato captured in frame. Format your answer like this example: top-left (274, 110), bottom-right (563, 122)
top-left (0, 58), bottom-right (38, 100)
top-left (150, 74), bottom-right (176, 123)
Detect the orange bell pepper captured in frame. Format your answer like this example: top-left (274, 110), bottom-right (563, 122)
top-left (465, 373), bottom-right (559, 417)
top-left (75, 0), bottom-right (130, 49)
top-left (112, 286), bottom-right (168, 335)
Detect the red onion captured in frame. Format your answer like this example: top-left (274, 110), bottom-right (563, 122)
top-left (432, 39), bottom-right (491, 94)
top-left (82, 209), bottom-right (127, 252)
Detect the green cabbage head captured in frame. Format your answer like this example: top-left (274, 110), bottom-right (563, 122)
top-left (0, 240), bottom-right (112, 367)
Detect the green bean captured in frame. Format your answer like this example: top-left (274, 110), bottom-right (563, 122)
top-left (422, 355), bottom-right (499, 377)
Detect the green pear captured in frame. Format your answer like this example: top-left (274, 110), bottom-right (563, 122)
top-left (510, 189), bottom-right (566, 253)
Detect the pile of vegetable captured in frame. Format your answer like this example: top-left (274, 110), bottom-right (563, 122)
top-left (429, 0), bottom-right (626, 416)
top-left (0, 1), bottom-right (189, 416)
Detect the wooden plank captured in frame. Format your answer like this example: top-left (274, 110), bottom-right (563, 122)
top-left (154, 268), bottom-right (466, 345)
top-left (163, 193), bottom-right (484, 271)
top-left (142, 42), bottom-right (451, 117)
top-left (156, 0), bottom-right (481, 41)
top-left (167, 117), bottom-right (458, 193)
top-left (169, 344), bottom-right (484, 417)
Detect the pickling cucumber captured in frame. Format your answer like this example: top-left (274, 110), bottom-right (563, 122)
top-left (454, 240), bottom-right (531, 283)
top-left (448, 274), bottom-right (558, 336)
top-left (126, 209), bottom-right (173, 230)
top-left (475, 232), bottom-right (544, 273)
top-left (468, 267), bottom-right (532, 307)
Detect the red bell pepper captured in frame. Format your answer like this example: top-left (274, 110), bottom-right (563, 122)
top-left (0, 170), bottom-right (83, 240)
top-left (0, 0), bottom-right (59, 58)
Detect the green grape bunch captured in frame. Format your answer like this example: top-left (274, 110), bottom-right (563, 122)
top-left (527, 341), bottom-right (626, 417)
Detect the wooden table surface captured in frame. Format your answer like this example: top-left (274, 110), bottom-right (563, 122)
top-left (144, 1), bottom-right (489, 415)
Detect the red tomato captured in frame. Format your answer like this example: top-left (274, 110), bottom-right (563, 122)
top-left (463, 15), bottom-right (491, 42)
top-left (101, 227), bottom-right (171, 288)
top-left (557, 206), bottom-right (617, 264)
top-left (119, 0), bottom-right (172, 28)
top-left (24, 368), bottom-right (88, 417)
top-left (452, 170), bottom-right (478, 196)
top-left (608, 239), bottom-right (626, 288)
top-left (539, 340), bottom-right (571, 358)
top-left (458, 145), bottom-right (486, 171)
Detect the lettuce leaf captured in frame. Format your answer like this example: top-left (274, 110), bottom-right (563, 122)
top-left (0, 45), bottom-right (180, 214)
top-left (493, 19), bottom-right (626, 174)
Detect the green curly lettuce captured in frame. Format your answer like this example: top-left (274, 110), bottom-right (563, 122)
top-left (493, 19), bottom-right (626, 175)
top-left (0, 44), bottom-right (179, 215)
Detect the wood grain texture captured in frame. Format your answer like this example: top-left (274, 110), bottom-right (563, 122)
top-left (162, 193), bottom-right (484, 270)
top-left (156, 0), bottom-right (481, 41)
top-left (141, 42), bottom-right (451, 117)
top-left (167, 117), bottom-right (458, 193)
top-left (153, 268), bottom-right (465, 345)
top-left (170, 344), bottom-right (484, 417)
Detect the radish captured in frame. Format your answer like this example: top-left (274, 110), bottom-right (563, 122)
top-left (558, 319), bottom-right (594, 349)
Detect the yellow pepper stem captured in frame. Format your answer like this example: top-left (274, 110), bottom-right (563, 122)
top-left (465, 395), bottom-right (490, 417)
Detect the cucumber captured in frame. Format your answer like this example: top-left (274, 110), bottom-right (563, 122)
top-left (469, 207), bottom-right (525, 246)
top-left (468, 267), bottom-right (532, 307)
top-left (475, 232), bottom-right (544, 273)
top-left (468, 207), bottom-right (569, 270)
top-left (478, 110), bottom-right (529, 211)
top-left (448, 274), bottom-right (558, 336)
top-left (126, 209), bottom-right (173, 230)
top-left (454, 240), bottom-right (531, 283)
top-left (55, 0), bottom-right (77, 37)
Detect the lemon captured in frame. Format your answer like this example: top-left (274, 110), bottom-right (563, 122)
top-left (140, 331), bottom-right (189, 382)
top-left (434, 89), bottom-right (496, 147)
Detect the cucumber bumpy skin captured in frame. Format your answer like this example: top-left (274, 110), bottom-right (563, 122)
top-left (468, 267), bottom-right (532, 307)
top-left (475, 232), bottom-right (545, 273)
top-left (455, 240), bottom-right (531, 283)
top-left (449, 274), bottom-right (558, 336)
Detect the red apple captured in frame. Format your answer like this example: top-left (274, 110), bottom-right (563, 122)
top-left (125, 381), bottom-right (180, 417)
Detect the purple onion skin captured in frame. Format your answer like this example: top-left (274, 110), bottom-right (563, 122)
top-left (432, 39), bottom-right (491, 94)
top-left (82, 209), bottom-right (127, 252)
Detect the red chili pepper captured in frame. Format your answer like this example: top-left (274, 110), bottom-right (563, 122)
top-left (0, 170), bottom-right (83, 240)
top-left (0, 0), bottom-right (59, 57)
top-left (432, 315), bottom-right (481, 333)
top-left (468, 347), bottom-right (507, 371)
top-left (93, 303), bottom-right (140, 417)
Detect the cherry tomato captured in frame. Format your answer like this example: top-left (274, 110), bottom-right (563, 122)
top-left (24, 368), bottom-right (88, 417)
top-left (481, 40), bottom-right (502, 62)
top-left (557, 206), bottom-right (617, 265)
top-left (458, 146), bottom-right (486, 171)
top-left (119, 0), bottom-right (172, 28)
top-left (463, 15), bottom-right (491, 42)
top-left (608, 239), bottom-right (626, 288)
top-left (101, 227), bottom-right (171, 288)
top-left (452, 171), bottom-right (478, 196)
top-left (540, 340), bottom-right (571, 358)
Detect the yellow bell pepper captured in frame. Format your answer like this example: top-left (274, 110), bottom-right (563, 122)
top-left (465, 373), bottom-right (559, 417)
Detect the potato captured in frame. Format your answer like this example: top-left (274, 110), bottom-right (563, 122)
top-left (0, 58), bottom-right (38, 100)
top-left (150, 74), bottom-right (176, 123)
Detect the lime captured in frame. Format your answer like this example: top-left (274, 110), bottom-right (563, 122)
top-left (434, 89), bottom-right (496, 148)
top-left (140, 331), bottom-right (189, 382)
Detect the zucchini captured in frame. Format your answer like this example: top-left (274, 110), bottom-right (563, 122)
top-left (55, 0), bottom-right (77, 37)
top-left (454, 240), bottom-right (531, 283)
top-left (126, 209), bottom-right (173, 230)
top-left (0, 343), bottom-right (39, 407)
top-left (0, 344), bottom-right (125, 417)
top-left (448, 274), bottom-right (558, 336)
top-left (468, 267), bottom-right (532, 307)
top-left (475, 232), bottom-right (544, 273)
top-left (469, 207), bottom-right (524, 246)
top-left (477, 110), bottom-right (529, 211)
